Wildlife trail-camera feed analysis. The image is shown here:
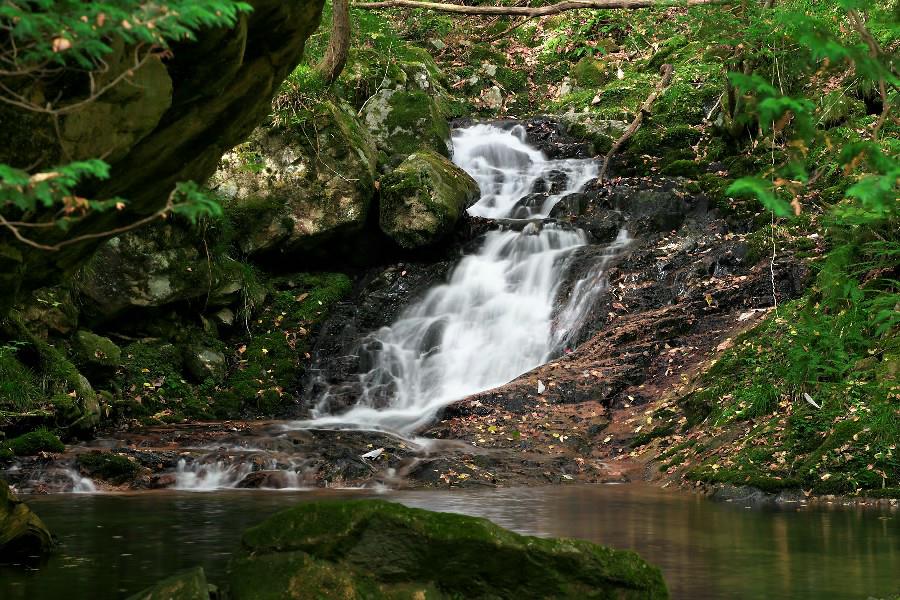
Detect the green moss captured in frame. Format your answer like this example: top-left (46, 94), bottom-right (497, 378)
top-left (676, 296), bottom-right (900, 496)
top-left (661, 160), bottom-right (702, 178)
top-left (630, 423), bottom-right (677, 448)
top-left (224, 273), bottom-right (351, 415)
top-left (115, 340), bottom-right (215, 423)
top-left (381, 90), bottom-right (451, 158)
top-left (0, 352), bottom-right (41, 411)
top-left (236, 499), bottom-right (669, 599)
top-left (76, 451), bottom-right (140, 484)
top-left (379, 150), bottom-right (479, 249)
top-left (4, 428), bottom-right (64, 456)
top-left (572, 57), bottom-right (610, 88)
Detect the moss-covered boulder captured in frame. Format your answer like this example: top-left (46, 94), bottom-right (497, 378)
top-left (1, 0), bottom-right (326, 317)
top-left (184, 346), bottom-right (227, 384)
top-left (228, 499), bottom-right (668, 599)
top-left (348, 48), bottom-right (452, 161)
top-left (572, 57), bottom-right (612, 88)
top-left (379, 150), bottom-right (479, 249)
top-left (0, 320), bottom-right (100, 434)
top-left (210, 100), bottom-right (377, 255)
top-left (75, 222), bottom-right (247, 317)
top-left (71, 330), bottom-right (122, 379)
top-left (17, 287), bottom-right (79, 337)
top-left (76, 452), bottom-right (140, 485)
top-left (4, 429), bottom-right (65, 456)
top-left (126, 567), bottom-right (210, 600)
top-left (0, 479), bottom-right (52, 563)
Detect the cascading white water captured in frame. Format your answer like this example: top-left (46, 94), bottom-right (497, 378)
top-left (308, 123), bottom-right (626, 433)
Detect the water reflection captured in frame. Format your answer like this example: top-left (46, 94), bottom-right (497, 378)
top-left (2, 485), bottom-right (897, 600)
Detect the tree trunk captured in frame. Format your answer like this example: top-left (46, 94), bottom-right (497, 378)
top-left (317, 0), bottom-right (351, 83)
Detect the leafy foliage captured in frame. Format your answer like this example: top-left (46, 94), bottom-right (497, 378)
top-left (0, 1), bottom-right (251, 253)
top-left (1, 0), bottom-right (251, 68)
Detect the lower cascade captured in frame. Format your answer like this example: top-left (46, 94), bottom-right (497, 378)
top-left (309, 124), bottom-right (629, 433)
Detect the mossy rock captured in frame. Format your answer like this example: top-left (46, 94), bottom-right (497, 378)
top-left (71, 330), bottom-right (122, 379)
top-left (661, 160), bottom-right (702, 179)
top-left (231, 499), bottom-right (668, 599)
top-left (212, 100), bottom-right (378, 256)
top-left (328, 44), bottom-right (452, 160)
top-left (818, 91), bottom-right (866, 128)
top-left (76, 451), bottom-right (140, 485)
top-left (379, 150), bottom-right (479, 249)
top-left (75, 221), bottom-right (246, 317)
top-left (0, 479), bottom-right (52, 564)
top-left (0, 318), bottom-right (99, 433)
top-left (572, 57), bottom-right (611, 88)
top-left (126, 567), bottom-right (210, 600)
top-left (4, 429), bottom-right (65, 456)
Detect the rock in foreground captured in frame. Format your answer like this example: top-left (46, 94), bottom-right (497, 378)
top-left (229, 499), bottom-right (668, 599)
top-left (0, 479), bottom-right (52, 564)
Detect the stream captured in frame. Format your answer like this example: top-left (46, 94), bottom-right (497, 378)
top-left (3, 122), bottom-right (897, 599)
top-left (3, 485), bottom-right (897, 600)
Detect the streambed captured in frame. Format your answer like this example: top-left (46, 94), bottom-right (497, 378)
top-left (2, 485), bottom-right (897, 600)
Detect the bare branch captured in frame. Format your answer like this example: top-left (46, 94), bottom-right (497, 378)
top-left (0, 195), bottom-right (176, 252)
top-left (0, 46), bottom-right (155, 116)
top-left (353, 0), bottom-right (726, 16)
top-left (599, 63), bottom-right (675, 183)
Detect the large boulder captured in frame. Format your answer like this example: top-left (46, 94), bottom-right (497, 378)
top-left (379, 150), bottom-right (479, 249)
top-left (0, 479), bottom-right (52, 564)
top-left (75, 223), bottom-right (248, 317)
top-left (227, 499), bottom-right (668, 599)
top-left (1, 0), bottom-right (326, 315)
top-left (209, 100), bottom-right (377, 255)
top-left (348, 47), bottom-right (453, 162)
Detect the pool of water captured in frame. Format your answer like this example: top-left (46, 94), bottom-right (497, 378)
top-left (2, 485), bottom-right (897, 599)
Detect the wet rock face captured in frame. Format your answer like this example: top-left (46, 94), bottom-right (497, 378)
top-left (209, 100), bottom-right (378, 256)
top-left (227, 499), bottom-right (668, 599)
top-left (0, 479), bottom-right (52, 565)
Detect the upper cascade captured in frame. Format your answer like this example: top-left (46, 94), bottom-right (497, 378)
top-left (307, 123), bottom-right (623, 433)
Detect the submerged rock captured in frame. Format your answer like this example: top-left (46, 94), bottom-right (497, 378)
top-left (126, 566), bottom-right (210, 600)
top-left (228, 499), bottom-right (668, 599)
top-left (379, 150), bottom-right (479, 249)
top-left (0, 479), bottom-right (52, 564)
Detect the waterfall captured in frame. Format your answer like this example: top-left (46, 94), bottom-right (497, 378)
top-left (309, 124), bottom-right (627, 433)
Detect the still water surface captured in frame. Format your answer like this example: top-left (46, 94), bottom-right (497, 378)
top-left (3, 484), bottom-right (897, 599)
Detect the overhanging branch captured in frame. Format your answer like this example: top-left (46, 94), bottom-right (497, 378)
top-left (353, 0), bottom-right (726, 16)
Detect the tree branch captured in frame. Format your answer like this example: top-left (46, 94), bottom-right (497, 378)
top-left (599, 63), bottom-right (675, 183)
top-left (0, 195), bottom-right (175, 252)
top-left (353, 0), bottom-right (726, 16)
